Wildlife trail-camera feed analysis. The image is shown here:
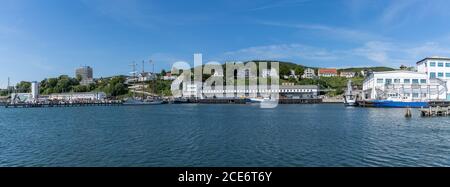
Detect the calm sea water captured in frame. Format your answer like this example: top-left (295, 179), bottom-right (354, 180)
top-left (0, 104), bottom-right (450, 167)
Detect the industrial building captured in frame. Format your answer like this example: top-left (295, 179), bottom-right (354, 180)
top-left (362, 71), bottom-right (447, 101)
top-left (416, 56), bottom-right (450, 100)
top-left (181, 82), bottom-right (319, 99)
top-left (48, 92), bottom-right (106, 101)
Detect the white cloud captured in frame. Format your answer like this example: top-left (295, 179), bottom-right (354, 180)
top-left (257, 21), bottom-right (384, 42)
top-left (352, 41), bottom-right (450, 67)
top-left (222, 44), bottom-right (337, 61)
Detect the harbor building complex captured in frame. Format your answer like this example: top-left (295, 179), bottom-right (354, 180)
top-left (362, 71), bottom-right (447, 101)
top-left (363, 56), bottom-right (450, 102)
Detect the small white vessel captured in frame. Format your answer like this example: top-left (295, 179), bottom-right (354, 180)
top-left (344, 80), bottom-right (357, 106)
top-left (248, 97), bottom-right (278, 108)
top-left (249, 98), bottom-right (265, 103)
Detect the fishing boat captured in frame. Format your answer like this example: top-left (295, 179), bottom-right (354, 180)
top-left (344, 80), bottom-right (357, 106)
top-left (360, 92), bottom-right (428, 108)
top-left (248, 98), bottom-right (266, 103)
top-left (361, 99), bottom-right (428, 108)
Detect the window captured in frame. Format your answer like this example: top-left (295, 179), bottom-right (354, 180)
top-left (438, 62), bottom-right (444, 67)
top-left (430, 72), bottom-right (436, 78)
top-left (403, 79), bottom-right (410, 83)
top-left (447, 73), bottom-right (450, 77)
top-left (377, 78), bottom-right (384, 83)
top-left (430, 62), bottom-right (436, 67)
top-left (385, 79), bottom-right (392, 84)
top-left (413, 93), bottom-right (419, 98)
top-left (423, 93), bottom-right (427, 97)
top-left (394, 79), bottom-right (401, 83)
top-left (446, 63), bottom-right (450, 67)
top-left (420, 79), bottom-right (426, 84)
top-left (405, 93), bottom-right (410, 97)
top-left (438, 72), bottom-right (444, 77)
top-left (412, 79), bottom-right (419, 84)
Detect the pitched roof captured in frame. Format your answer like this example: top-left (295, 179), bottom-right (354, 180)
top-left (318, 68), bottom-right (337, 74)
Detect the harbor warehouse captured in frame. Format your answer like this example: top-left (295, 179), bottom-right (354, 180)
top-left (362, 71), bottom-right (447, 101)
top-left (182, 83), bottom-right (318, 99)
top-left (49, 92), bottom-right (106, 101)
top-left (416, 56), bottom-right (450, 100)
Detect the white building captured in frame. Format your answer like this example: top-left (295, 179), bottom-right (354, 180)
top-left (212, 70), bottom-right (224, 77)
top-left (301, 68), bottom-right (316, 79)
top-left (318, 68), bottom-right (338, 77)
top-left (362, 71), bottom-right (447, 101)
top-left (138, 72), bottom-right (156, 82)
top-left (416, 56), bottom-right (450, 100)
top-left (49, 92), bottom-right (106, 101)
top-left (162, 73), bottom-right (177, 81)
top-left (237, 69), bottom-right (257, 78)
top-left (182, 82), bottom-right (202, 98)
top-left (262, 69), bottom-right (279, 78)
top-left (340, 71), bottom-right (356, 78)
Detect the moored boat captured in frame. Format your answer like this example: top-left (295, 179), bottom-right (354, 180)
top-left (344, 80), bottom-right (357, 106)
top-left (359, 100), bottom-right (428, 108)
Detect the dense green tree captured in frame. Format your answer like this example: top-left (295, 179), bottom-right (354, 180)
top-left (16, 81), bottom-right (31, 93)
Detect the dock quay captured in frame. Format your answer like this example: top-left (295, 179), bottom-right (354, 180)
top-left (5, 101), bottom-right (123, 108)
top-left (419, 106), bottom-right (450, 117)
top-left (196, 99), bottom-right (248, 104)
top-left (428, 101), bottom-right (450, 107)
top-left (188, 98), bottom-right (322, 104)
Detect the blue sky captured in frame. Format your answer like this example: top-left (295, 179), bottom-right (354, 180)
top-left (1, 0), bottom-right (450, 87)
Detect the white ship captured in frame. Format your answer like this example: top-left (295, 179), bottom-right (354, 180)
top-left (344, 80), bottom-right (357, 106)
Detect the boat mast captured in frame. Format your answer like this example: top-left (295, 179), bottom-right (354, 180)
top-left (346, 80), bottom-right (353, 96)
top-left (148, 59), bottom-right (155, 96)
top-left (7, 77), bottom-right (10, 96)
top-left (142, 60), bottom-right (145, 99)
top-left (129, 62), bottom-right (137, 99)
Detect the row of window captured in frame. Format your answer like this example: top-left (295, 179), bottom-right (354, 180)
top-left (429, 72), bottom-right (450, 78)
top-left (376, 78), bottom-right (426, 84)
top-left (388, 93), bottom-right (427, 98)
top-left (428, 62), bottom-right (450, 67)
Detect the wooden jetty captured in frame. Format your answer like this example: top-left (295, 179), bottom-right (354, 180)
top-left (419, 106), bottom-right (450, 117)
top-left (5, 101), bottom-right (123, 108)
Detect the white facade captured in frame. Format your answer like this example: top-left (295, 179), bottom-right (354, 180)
top-left (182, 82), bottom-right (202, 98)
top-left (416, 56), bottom-right (450, 100)
top-left (362, 71), bottom-right (447, 101)
top-left (212, 70), bottom-right (224, 77)
top-left (340, 71), bottom-right (356, 78)
top-left (31, 81), bottom-right (39, 100)
top-left (262, 69), bottom-right (279, 78)
top-left (301, 68), bottom-right (316, 79)
top-left (162, 73), bottom-right (177, 81)
top-left (49, 92), bottom-right (106, 101)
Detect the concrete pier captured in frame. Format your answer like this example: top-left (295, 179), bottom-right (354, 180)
top-left (419, 106), bottom-right (450, 117)
top-left (5, 101), bottom-right (123, 108)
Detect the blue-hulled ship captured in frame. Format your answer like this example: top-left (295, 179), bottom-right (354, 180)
top-left (361, 100), bottom-right (429, 108)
